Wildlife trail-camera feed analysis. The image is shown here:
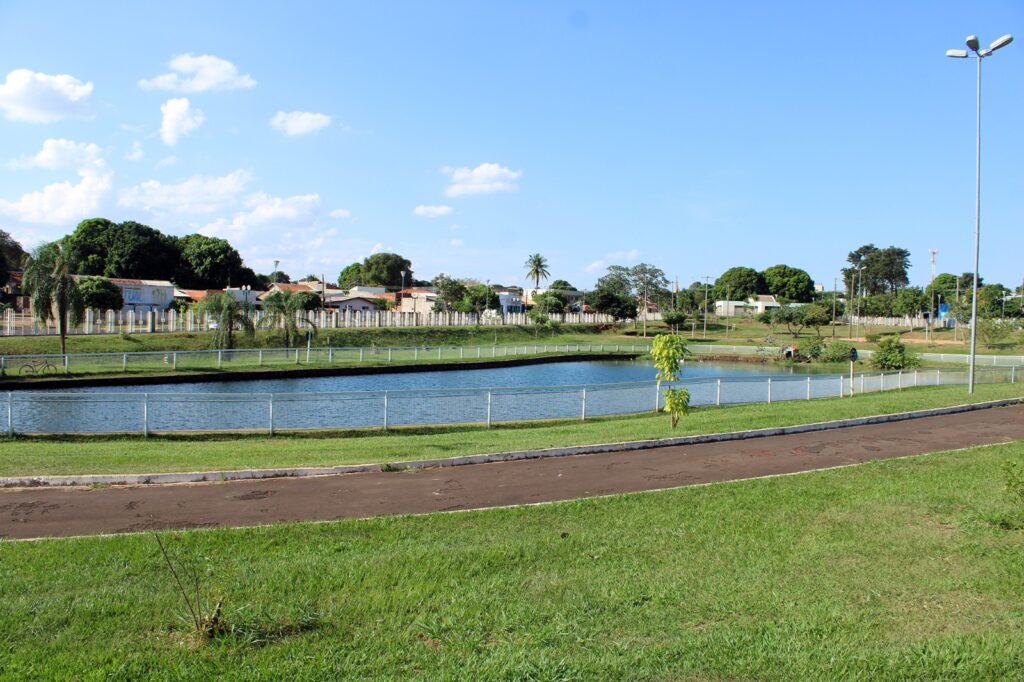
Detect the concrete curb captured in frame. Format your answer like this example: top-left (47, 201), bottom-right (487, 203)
top-left (3, 397), bottom-right (1021, 488)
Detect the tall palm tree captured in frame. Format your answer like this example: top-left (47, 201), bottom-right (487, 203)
top-left (196, 292), bottom-right (254, 349)
top-left (524, 253), bottom-right (550, 289)
top-left (22, 241), bottom-right (83, 356)
top-left (260, 290), bottom-right (317, 348)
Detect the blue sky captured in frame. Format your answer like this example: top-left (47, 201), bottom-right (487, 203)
top-left (0, 1), bottom-right (1020, 290)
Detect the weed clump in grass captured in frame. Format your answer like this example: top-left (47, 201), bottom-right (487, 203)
top-left (993, 454), bottom-right (1024, 530)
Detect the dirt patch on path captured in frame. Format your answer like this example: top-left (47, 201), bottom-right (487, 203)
top-left (3, 405), bottom-right (1023, 540)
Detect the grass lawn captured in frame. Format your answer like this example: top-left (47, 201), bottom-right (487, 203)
top-left (2, 383), bottom-right (1020, 477)
top-left (2, 439), bottom-right (1023, 679)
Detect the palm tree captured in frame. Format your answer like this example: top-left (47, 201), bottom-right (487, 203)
top-left (260, 290), bottom-right (317, 348)
top-left (524, 253), bottom-right (550, 289)
top-left (22, 241), bottom-right (83, 356)
top-left (195, 292), bottom-right (254, 349)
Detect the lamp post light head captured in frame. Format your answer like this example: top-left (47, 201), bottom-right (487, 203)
top-left (990, 34), bottom-right (1013, 51)
top-left (946, 49), bottom-right (969, 58)
top-left (965, 35), bottom-right (980, 51)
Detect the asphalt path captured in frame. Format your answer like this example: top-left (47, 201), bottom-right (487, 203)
top-left (2, 405), bottom-right (1023, 540)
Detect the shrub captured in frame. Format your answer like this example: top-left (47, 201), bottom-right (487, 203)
top-left (796, 336), bottom-right (824, 361)
top-left (865, 332), bottom-right (883, 343)
top-left (978, 318), bottom-right (1016, 348)
top-left (662, 310), bottom-right (687, 333)
top-left (870, 335), bottom-right (920, 370)
top-left (819, 340), bottom-right (855, 363)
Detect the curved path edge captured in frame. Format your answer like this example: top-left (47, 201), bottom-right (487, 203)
top-left (4, 396), bottom-right (1021, 489)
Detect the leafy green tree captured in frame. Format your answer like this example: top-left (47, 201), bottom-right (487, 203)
top-left (260, 290), bottom-right (316, 348)
top-left (105, 221), bottom-right (180, 280)
top-left (651, 334), bottom-right (690, 427)
top-left (861, 293), bottom-right (895, 317)
top-left (762, 265), bottom-right (814, 303)
top-left (524, 253), bottom-right (550, 289)
top-left (337, 262), bottom-right (362, 288)
top-left (662, 310), bottom-right (687, 333)
top-left (978, 284), bottom-right (1013, 318)
top-left (712, 267), bottom-right (764, 302)
top-left (977, 318), bottom-right (1016, 348)
top-left (870, 335), bottom-right (920, 370)
top-left (459, 283), bottom-right (500, 316)
top-left (175, 234), bottom-right (244, 289)
top-left (533, 291), bottom-right (565, 314)
top-left (267, 270), bottom-right (291, 284)
top-left (196, 292), bottom-right (254, 349)
top-left (65, 217), bottom-right (117, 275)
top-left (892, 287), bottom-right (927, 317)
top-left (77, 276), bottom-right (123, 310)
top-left (801, 303), bottom-right (831, 337)
top-left (361, 253), bottom-right (411, 288)
top-left (431, 273), bottom-right (468, 312)
top-left (819, 340), bottom-right (855, 363)
top-left (548, 279), bottom-right (575, 293)
top-left (0, 250), bottom-right (7, 288)
top-left (23, 241), bottom-right (84, 355)
top-left (773, 306), bottom-right (807, 336)
top-left (0, 229), bottom-right (26, 271)
top-left (844, 245), bottom-right (911, 296)
top-left (796, 336), bottom-right (825, 360)
top-left (591, 287), bottom-right (635, 321)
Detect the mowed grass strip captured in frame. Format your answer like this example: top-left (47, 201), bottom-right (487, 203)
top-left (1, 383), bottom-right (1020, 476)
top-left (2, 441), bottom-right (1023, 679)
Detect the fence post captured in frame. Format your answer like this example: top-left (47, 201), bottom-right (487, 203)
top-left (388, 348), bottom-right (392, 363)
top-left (414, 347), bottom-right (418, 361)
top-left (581, 387), bottom-right (587, 421)
top-left (767, 378), bottom-right (772, 404)
top-left (486, 391), bottom-right (492, 428)
top-left (654, 383), bottom-right (660, 412)
top-left (382, 391), bottom-right (389, 431)
top-left (716, 378), bottom-right (721, 406)
top-left (914, 369), bottom-right (918, 387)
top-left (492, 346), bottom-right (496, 357)
top-left (143, 393), bottom-right (149, 438)
top-left (122, 353), bottom-right (127, 372)
top-left (218, 350), bottom-right (223, 369)
top-left (898, 370), bottom-right (902, 391)
top-left (860, 374), bottom-right (865, 394)
top-left (460, 347), bottom-right (464, 359)
top-left (1013, 366), bottom-right (1016, 384)
top-left (172, 352), bottom-right (177, 370)
top-left (806, 376), bottom-right (811, 400)
top-left (268, 394), bottom-right (275, 436)
top-left (259, 349), bottom-right (264, 366)
top-left (438, 347), bottom-right (442, 360)
top-left (295, 349), bottom-right (300, 364)
top-left (7, 392), bottom-right (12, 437)
top-left (360, 348), bottom-right (364, 362)
top-left (477, 347), bottom-right (481, 358)
top-left (0, 356), bottom-right (5, 376)
top-left (329, 347), bottom-right (333, 364)
top-left (63, 354), bottom-right (69, 374)
top-left (839, 375), bottom-right (844, 398)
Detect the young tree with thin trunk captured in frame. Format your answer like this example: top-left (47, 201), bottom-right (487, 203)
top-left (23, 241), bottom-right (83, 356)
top-left (196, 292), bottom-right (254, 349)
top-left (260, 290), bottom-right (317, 348)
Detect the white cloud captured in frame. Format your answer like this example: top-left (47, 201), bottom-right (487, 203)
top-left (160, 98), bottom-right (204, 146)
top-left (370, 242), bottom-right (384, 254)
top-left (156, 155), bottom-right (178, 168)
top-left (125, 141), bottom-right (144, 161)
top-left (139, 54), bottom-right (256, 93)
top-left (270, 111), bottom-right (331, 136)
top-left (329, 208), bottom-right (351, 219)
top-left (583, 249), bottom-right (641, 273)
top-left (443, 162), bottom-right (521, 197)
top-left (10, 138), bottom-right (103, 170)
top-left (0, 138), bottom-right (111, 225)
top-left (118, 169), bottom-right (253, 214)
top-left (201, 192), bottom-right (321, 241)
top-left (450, 238), bottom-right (464, 247)
top-left (413, 204), bottom-right (453, 218)
top-left (0, 69), bottom-right (93, 123)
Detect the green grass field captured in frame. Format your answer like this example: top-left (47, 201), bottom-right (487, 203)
top-left (2, 439), bottom-right (1023, 679)
top-left (3, 383), bottom-right (1020, 477)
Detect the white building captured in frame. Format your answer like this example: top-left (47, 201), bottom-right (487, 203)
top-left (108, 278), bottom-right (176, 312)
top-left (495, 288), bottom-right (525, 314)
top-left (715, 295), bottom-right (782, 316)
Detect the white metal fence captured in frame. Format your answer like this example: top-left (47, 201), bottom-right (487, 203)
top-left (0, 343), bottom-right (648, 376)
top-left (3, 366), bottom-right (1018, 437)
top-left (686, 344), bottom-right (1024, 366)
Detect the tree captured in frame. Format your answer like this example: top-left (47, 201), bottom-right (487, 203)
top-left (524, 253), bottom-right (550, 289)
top-left (361, 253), bottom-right (411, 288)
top-left (892, 287), bottom-right (927, 317)
top-left (0, 229), bottom-right (26, 271)
top-left (533, 291), bottom-right (565, 315)
top-left (0, 250), bottom-right (7, 288)
top-left (801, 303), bottom-right (831, 337)
top-left (870, 335), bottom-right (920, 370)
top-left (268, 270), bottom-right (291, 284)
top-left (651, 334), bottom-right (690, 428)
top-left (712, 267), bottom-right (764, 302)
top-left (773, 306), bottom-right (807, 336)
top-left (548, 279), bottom-right (575, 293)
top-left (260, 290), bottom-right (316, 348)
top-left (196, 292), bottom-right (254, 350)
top-left (431, 273), bottom-right (468, 312)
top-left (459, 283), bottom-right (500, 316)
top-left (843, 244), bottom-right (911, 296)
top-left (337, 262), bottom-right (362, 288)
top-left (175, 234), bottom-right (244, 289)
top-left (23, 241), bottom-right (84, 356)
top-left (65, 217), bottom-right (117, 275)
top-left (662, 310), bottom-right (687, 333)
top-left (67, 219), bottom-right (180, 280)
top-left (762, 265), bottom-right (814, 303)
top-left (977, 318), bottom-right (1015, 348)
top-left (77, 276), bottom-right (123, 310)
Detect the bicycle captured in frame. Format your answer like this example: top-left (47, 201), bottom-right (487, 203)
top-left (19, 358), bottom-right (60, 375)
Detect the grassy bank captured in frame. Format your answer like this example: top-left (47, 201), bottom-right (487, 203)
top-left (0, 324), bottom-right (614, 356)
top-left (2, 383), bottom-right (1020, 477)
top-left (2, 440), bottom-right (1023, 678)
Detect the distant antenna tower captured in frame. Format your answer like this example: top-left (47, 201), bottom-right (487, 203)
top-left (928, 249), bottom-right (938, 339)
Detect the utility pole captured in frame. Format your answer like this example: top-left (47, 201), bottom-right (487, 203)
top-left (701, 275), bottom-right (711, 339)
top-left (832, 277), bottom-right (838, 340)
top-left (928, 249), bottom-right (937, 341)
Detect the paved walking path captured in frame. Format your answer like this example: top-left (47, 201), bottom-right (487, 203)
top-left (3, 405), bottom-right (1023, 540)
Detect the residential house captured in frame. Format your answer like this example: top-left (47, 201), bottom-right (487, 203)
top-left (715, 295), bottom-right (782, 317)
top-left (396, 288), bottom-right (437, 314)
top-left (106, 278), bottom-right (176, 312)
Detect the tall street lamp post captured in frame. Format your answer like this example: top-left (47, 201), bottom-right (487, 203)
top-left (946, 33), bottom-right (1013, 394)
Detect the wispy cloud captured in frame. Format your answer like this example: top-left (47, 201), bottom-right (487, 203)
top-left (443, 162), bottom-right (521, 197)
top-left (140, 54), bottom-right (256, 93)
